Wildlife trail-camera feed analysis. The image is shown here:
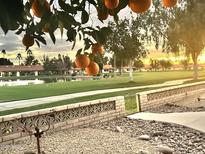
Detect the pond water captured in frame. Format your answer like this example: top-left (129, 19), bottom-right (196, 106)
top-left (0, 79), bottom-right (44, 87)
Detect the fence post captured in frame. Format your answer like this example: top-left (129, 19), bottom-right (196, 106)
top-left (137, 93), bottom-right (141, 112)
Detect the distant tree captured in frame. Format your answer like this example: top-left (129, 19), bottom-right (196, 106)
top-left (24, 51), bottom-right (40, 66)
top-left (0, 58), bottom-right (13, 65)
top-left (1, 49), bottom-right (6, 58)
top-left (133, 60), bottom-right (144, 70)
top-left (32, 59), bottom-right (40, 65)
top-left (26, 49), bottom-right (32, 57)
top-left (159, 60), bottom-right (172, 70)
top-left (43, 54), bottom-right (72, 75)
top-left (16, 53), bottom-right (22, 65)
top-left (62, 55), bottom-right (72, 70)
top-left (105, 19), bottom-right (147, 80)
top-left (180, 59), bottom-right (189, 70)
top-left (109, 54), bottom-right (126, 75)
top-left (150, 59), bottom-right (160, 71)
top-left (103, 56), bottom-right (109, 65)
top-left (166, 1), bottom-right (205, 79)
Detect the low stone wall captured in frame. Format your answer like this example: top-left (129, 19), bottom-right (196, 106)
top-left (0, 96), bottom-right (125, 144)
top-left (137, 81), bottom-right (205, 111)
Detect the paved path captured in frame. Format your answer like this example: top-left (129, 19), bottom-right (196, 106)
top-left (128, 112), bottom-right (205, 133)
top-left (0, 78), bottom-right (192, 112)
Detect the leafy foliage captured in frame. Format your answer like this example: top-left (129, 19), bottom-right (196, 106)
top-left (0, 58), bottom-right (13, 65)
top-left (0, 0), bottom-right (116, 52)
top-left (166, 0), bottom-right (205, 79)
top-left (133, 60), bottom-right (144, 70)
top-left (43, 54), bottom-right (72, 75)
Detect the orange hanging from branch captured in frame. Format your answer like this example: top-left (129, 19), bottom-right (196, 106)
top-left (32, 0), bottom-right (50, 18)
top-left (128, 0), bottom-right (152, 13)
top-left (98, 9), bottom-right (109, 21)
top-left (104, 0), bottom-right (119, 10)
top-left (162, 0), bottom-right (177, 8)
top-left (86, 61), bottom-right (100, 76)
top-left (75, 54), bottom-right (90, 68)
top-left (92, 43), bottom-right (104, 55)
top-left (22, 34), bottom-right (34, 48)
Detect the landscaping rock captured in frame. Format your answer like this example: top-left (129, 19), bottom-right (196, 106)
top-left (137, 150), bottom-right (149, 154)
top-left (138, 135), bottom-right (150, 141)
top-left (116, 126), bottom-right (124, 133)
top-left (157, 145), bottom-right (174, 154)
top-left (0, 128), bottom-right (158, 154)
top-left (152, 131), bottom-right (164, 137)
top-left (24, 152), bottom-right (35, 154)
top-left (91, 117), bottom-right (205, 154)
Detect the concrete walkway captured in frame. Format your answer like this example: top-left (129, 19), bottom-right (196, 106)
top-left (128, 112), bottom-right (205, 133)
top-left (0, 78), bottom-right (192, 112)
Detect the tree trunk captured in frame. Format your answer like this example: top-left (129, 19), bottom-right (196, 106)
top-left (191, 52), bottom-right (199, 80)
top-left (129, 60), bottom-right (133, 81)
top-left (119, 60), bottom-right (123, 76)
top-left (193, 58), bottom-right (198, 80)
top-left (113, 55), bottom-right (116, 78)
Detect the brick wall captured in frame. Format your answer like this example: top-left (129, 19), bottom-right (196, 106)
top-left (0, 96), bottom-right (125, 144)
top-left (138, 81), bottom-right (205, 111)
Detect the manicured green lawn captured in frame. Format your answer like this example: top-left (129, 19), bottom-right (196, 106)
top-left (0, 70), bottom-right (205, 102)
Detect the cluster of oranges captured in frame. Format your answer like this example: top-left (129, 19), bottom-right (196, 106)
top-left (22, 0), bottom-right (50, 48)
top-left (22, 0), bottom-right (177, 76)
top-left (74, 43), bottom-right (104, 76)
top-left (98, 0), bottom-right (177, 20)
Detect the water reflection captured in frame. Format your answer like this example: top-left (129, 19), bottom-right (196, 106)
top-left (0, 79), bottom-right (44, 86)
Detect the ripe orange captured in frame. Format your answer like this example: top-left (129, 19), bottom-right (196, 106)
top-left (128, 0), bottom-right (152, 13)
top-left (22, 34), bottom-right (34, 48)
top-left (104, 0), bottom-right (119, 10)
top-left (32, 0), bottom-right (50, 18)
top-left (86, 61), bottom-right (100, 76)
top-left (98, 9), bottom-right (109, 21)
top-left (162, 0), bottom-right (177, 8)
top-left (75, 54), bottom-right (90, 68)
top-left (92, 43), bottom-right (104, 55)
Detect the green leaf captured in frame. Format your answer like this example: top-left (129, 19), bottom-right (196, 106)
top-left (58, 0), bottom-right (77, 14)
top-left (35, 40), bottom-right (40, 48)
top-left (49, 32), bottom-right (56, 44)
top-left (115, 0), bottom-right (128, 13)
top-left (66, 28), bottom-right (77, 42)
top-left (84, 38), bottom-right (91, 50)
top-left (59, 21), bottom-right (64, 38)
top-left (57, 11), bottom-right (78, 29)
top-left (76, 48), bottom-right (83, 55)
top-left (100, 27), bottom-right (112, 37)
top-left (94, 30), bottom-right (106, 45)
top-left (35, 35), bottom-right (47, 45)
top-left (81, 10), bottom-right (89, 24)
top-left (87, 0), bottom-right (97, 6)
top-left (15, 28), bottom-right (23, 35)
top-left (71, 39), bottom-right (76, 50)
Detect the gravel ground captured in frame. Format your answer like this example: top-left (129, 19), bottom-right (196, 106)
top-left (147, 103), bottom-right (205, 113)
top-left (0, 128), bottom-right (158, 154)
top-left (91, 118), bottom-right (205, 154)
top-left (1, 103), bottom-right (205, 154)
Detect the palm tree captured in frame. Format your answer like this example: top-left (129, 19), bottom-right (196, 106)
top-left (16, 53), bottom-right (22, 65)
top-left (26, 49), bottom-right (32, 57)
top-left (1, 49), bottom-right (6, 58)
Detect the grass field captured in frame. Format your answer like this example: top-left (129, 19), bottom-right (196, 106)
top-left (0, 70), bottom-right (205, 102)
